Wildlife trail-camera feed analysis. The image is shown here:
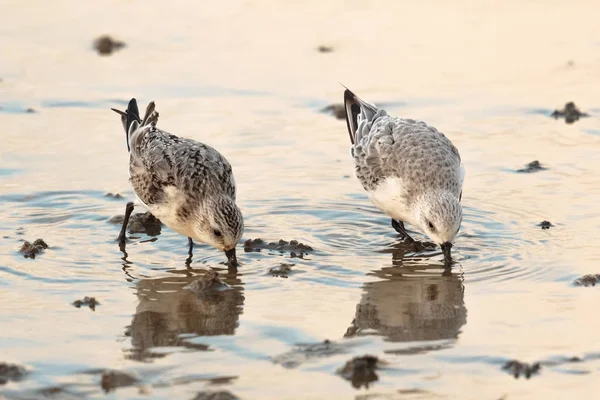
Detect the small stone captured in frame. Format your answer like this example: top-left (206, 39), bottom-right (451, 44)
top-left (25, 108), bottom-right (36, 113)
top-left (0, 362), bottom-right (27, 385)
top-left (244, 238), bottom-right (313, 254)
top-left (127, 212), bottom-right (161, 235)
top-left (105, 192), bottom-right (123, 199)
top-left (93, 35), bottom-right (126, 55)
top-left (72, 296), bottom-right (99, 311)
top-left (269, 263), bottom-right (294, 277)
top-left (539, 221), bottom-right (553, 230)
top-left (551, 102), bottom-right (588, 124)
top-left (502, 360), bottom-right (541, 379)
top-left (108, 211), bottom-right (162, 236)
top-left (516, 160), bottom-right (547, 173)
top-left (19, 238), bottom-right (48, 259)
top-left (317, 45), bottom-right (334, 53)
top-left (32, 239), bottom-right (48, 248)
top-left (573, 274), bottom-right (600, 287)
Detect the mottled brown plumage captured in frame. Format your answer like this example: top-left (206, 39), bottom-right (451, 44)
top-left (112, 99), bottom-right (243, 266)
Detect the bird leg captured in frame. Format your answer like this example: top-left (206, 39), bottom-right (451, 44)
top-left (391, 219), bottom-right (415, 243)
top-left (185, 237), bottom-right (194, 268)
top-left (117, 202), bottom-right (135, 248)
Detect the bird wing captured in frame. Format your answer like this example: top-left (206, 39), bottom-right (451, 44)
top-left (129, 128), bottom-right (235, 207)
top-left (353, 116), bottom-right (463, 197)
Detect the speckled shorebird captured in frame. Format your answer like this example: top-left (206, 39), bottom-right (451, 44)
top-left (111, 99), bottom-right (244, 266)
top-left (343, 88), bottom-right (464, 264)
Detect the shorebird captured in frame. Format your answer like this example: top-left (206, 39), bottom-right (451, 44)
top-left (111, 99), bottom-right (244, 266)
top-left (343, 88), bottom-right (464, 264)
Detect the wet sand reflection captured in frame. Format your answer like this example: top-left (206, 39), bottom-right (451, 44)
top-left (125, 270), bottom-right (244, 361)
top-left (345, 245), bottom-right (466, 345)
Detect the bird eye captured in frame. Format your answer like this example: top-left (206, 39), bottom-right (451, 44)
top-left (213, 229), bottom-right (222, 237)
top-left (428, 221), bottom-right (435, 230)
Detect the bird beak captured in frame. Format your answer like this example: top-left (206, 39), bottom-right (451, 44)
top-left (224, 247), bottom-right (238, 267)
top-left (441, 242), bottom-right (453, 265)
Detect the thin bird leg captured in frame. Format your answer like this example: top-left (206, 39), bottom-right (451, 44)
top-left (118, 202), bottom-right (135, 247)
top-left (185, 237), bottom-right (194, 268)
top-left (391, 219), bottom-right (415, 243)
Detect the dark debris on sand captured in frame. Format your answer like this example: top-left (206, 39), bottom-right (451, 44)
top-left (109, 211), bottom-right (162, 236)
top-left (0, 362), bottom-right (27, 385)
top-left (184, 271), bottom-right (230, 293)
top-left (105, 192), bottom-right (123, 199)
top-left (19, 239), bottom-right (48, 259)
top-left (516, 160), bottom-right (547, 173)
top-left (338, 355), bottom-right (384, 389)
top-left (93, 35), bottom-right (126, 56)
top-left (192, 391), bottom-right (240, 400)
top-left (73, 296), bottom-right (99, 311)
top-left (573, 274), bottom-right (600, 287)
top-left (539, 221), bottom-right (553, 230)
top-left (101, 370), bottom-right (138, 392)
top-left (502, 360), bottom-right (541, 379)
top-left (269, 263), bottom-right (294, 278)
top-left (244, 239), bottom-right (313, 257)
top-left (317, 45), bottom-right (334, 53)
top-left (320, 104), bottom-right (346, 120)
top-left (551, 102), bottom-right (589, 124)
top-left (25, 107), bottom-right (36, 113)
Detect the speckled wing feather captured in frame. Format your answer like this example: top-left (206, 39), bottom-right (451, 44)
top-left (129, 128), bottom-right (236, 207)
top-left (352, 116), bottom-right (463, 197)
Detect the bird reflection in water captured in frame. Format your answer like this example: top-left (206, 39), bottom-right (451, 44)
top-left (123, 269), bottom-right (244, 361)
top-left (345, 243), bottom-right (466, 348)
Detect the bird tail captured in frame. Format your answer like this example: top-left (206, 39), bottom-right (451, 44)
top-left (111, 99), bottom-right (159, 152)
top-left (343, 88), bottom-right (379, 145)
top-left (111, 98), bottom-right (141, 152)
top-left (140, 101), bottom-right (159, 127)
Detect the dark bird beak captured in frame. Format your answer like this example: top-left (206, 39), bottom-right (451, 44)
top-left (441, 242), bottom-right (453, 266)
top-left (225, 247), bottom-right (238, 268)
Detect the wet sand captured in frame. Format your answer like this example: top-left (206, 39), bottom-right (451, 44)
top-left (2, 0), bottom-right (600, 399)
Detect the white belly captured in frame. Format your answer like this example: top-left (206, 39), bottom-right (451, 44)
top-left (367, 177), bottom-right (418, 226)
top-left (141, 186), bottom-right (197, 238)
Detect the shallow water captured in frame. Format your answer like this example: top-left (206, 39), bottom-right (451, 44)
top-left (2, 0), bottom-right (600, 399)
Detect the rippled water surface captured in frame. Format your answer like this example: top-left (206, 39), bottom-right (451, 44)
top-left (2, 1), bottom-right (600, 399)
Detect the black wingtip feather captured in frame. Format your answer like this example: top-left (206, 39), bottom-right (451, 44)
top-left (111, 98), bottom-right (141, 152)
top-left (343, 89), bottom-right (360, 145)
top-left (126, 98), bottom-right (140, 132)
